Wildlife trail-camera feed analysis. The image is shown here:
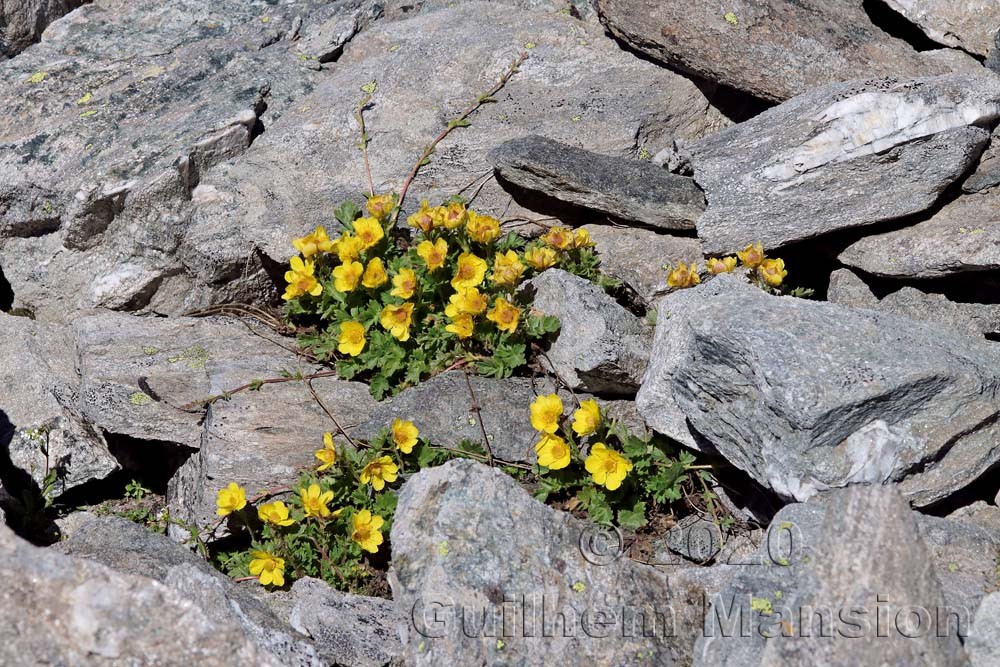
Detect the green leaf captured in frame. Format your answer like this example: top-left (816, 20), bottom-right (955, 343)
top-left (447, 118), bottom-right (472, 129)
top-left (577, 487), bottom-right (613, 525)
top-left (334, 201), bottom-right (361, 228)
top-left (617, 500), bottom-right (648, 530)
top-left (361, 80), bottom-right (377, 95)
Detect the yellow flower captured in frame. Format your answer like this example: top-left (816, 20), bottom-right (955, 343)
top-left (249, 550), bottom-right (285, 587)
top-left (292, 226), bottom-right (334, 258)
top-left (706, 256), bottom-right (738, 275)
top-left (315, 432), bottom-right (338, 471)
top-left (486, 297), bottom-right (520, 334)
top-left (391, 419), bottom-right (419, 454)
top-left (360, 456), bottom-right (398, 491)
top-left (366, 193), bottom-right (396, 220)
top-left (353, 217), bottom-right (385, 250)
top-left (337, 321), bottom-right (367, 357)
top-left (334, 233), bottom-right (364, 262)
top-left (351, 509), bottom-right (385, 554)
top-left (416, 238), bottom-right (448, 271)
top-left (407, 200), bottom-right (437, 234)
top-left (447, 288), bottom-right (488, 316)
top-left (572, 399), bottom-right (601, 437)
top-left (258, 500), bottom-right (295, 527)
top-left (737, 242), bottom-right (765, 269)
top-left (333, 260), bottom-right (364, 292)
top-left (390, 268), bottom-right (419, 299)
top-left (667, 262), bottom-right (700, 289)
top-left (466, 211), bottom-right (502, 244)
top-left (380, 302), bottom-right (415, 341)
top-left (584, 443), bottom-right (633, 491)
top-left (282, 256), bottom-right (323, 301)
top-left (491, 250), bottom-right (525, 286)
top-left (436, 202), bottom-right (467, 229)
top-left (299, 483), bottom-right (334, 519)
top-left (362, 258), bottom-right (388, 288)
top-left (530, 393), bottom-right (563, 433)
top-left (542, 226), bottom-right (574, 250)
top-left (535, 433), bottom-right (571, 470)
top-left (216, 482), bottom-right (247, 516)
top-left (445, 313), bottom-right (475, 339)
top-left (573, 228), bottom-right (594, 248)
top-left (759, 258), bottom-right (787, 287)
top-left (524, 247), bottom-right (558, 270)
top-left (451, 252), bottom-right (488, 290)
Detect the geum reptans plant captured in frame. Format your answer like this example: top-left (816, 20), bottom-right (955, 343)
top-left (283, 196), bottom-right (609, 399)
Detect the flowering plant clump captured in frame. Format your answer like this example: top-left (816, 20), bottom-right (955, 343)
top-left (212, 421), bottom-right (482, 594)
top-left (528, 394), bottom-right (698, 528)
top-left (666, 242), bottom-right (810, 297)
top-left (284, 197), bottom-right (611, 399)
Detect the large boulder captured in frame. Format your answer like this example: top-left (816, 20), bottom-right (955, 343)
top-left (528, 269), bottom-right (651, 394)
top-left (694, 486), bottom-right (968, 665)
top-left (686, 72), bottom-right (1000, 254)
top-left (839, 185), bottom-right (1000, 278)
top-left (883, 0), bottom-right (1000, 58)
top-left (491, 135), bottom-right (706, 231)
top-left (594, 0), bottom-right (972, 102)
top-left (390, 459), bottom-right (697, 665)
top-left (0, 519), bottom-right (291, 665)
top-left (0, 0), bottom-right (325, 321)
top-left (636, 275), bottom-right (1000, 506)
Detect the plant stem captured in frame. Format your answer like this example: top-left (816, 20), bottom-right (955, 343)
top-left (356, 93), bottom-right (375, 198)
top-left (392, 51), bottom-right (528, 223)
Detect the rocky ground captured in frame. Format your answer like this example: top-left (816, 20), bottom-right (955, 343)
top-left (2, 0), bottom-right (1000, 665)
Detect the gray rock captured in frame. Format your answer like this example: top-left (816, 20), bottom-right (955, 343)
top-left (491, 135), bottom-right (705, 231)
top-left (917, 513), bottom-right (1000, 616)
top-left (637, 274), bottom-right (1000, 506)
top-left (839, 186), bottom-right (1000, 278)
top-left (0, 521), bottom-right (287, 666)
top-left (390, 459), bottom-right (695, 665)
top-left (659, 515), bottom-right (723, 565)
top-left (0, 0), bottom-right (326, 321)
top-left (828, 268), bottom-right (1000, 337)
top-left (528, 269), bottom-right (651, 394)
top-left (279, 578), bottom-right (405, 667)
top-left (192, 1), bottom-right (730, 301)
top-left (964, 129), bottom-right (1000, 193)
top-left (969, 593), bottom-right (1000, 667)
top-left (687, 72), bottom-right (1000, 254)
top-left (352, 370), bottom-right (644, 464)
top-left (595, 0), bottom-right (967, 102)
top-left (295, 1), bottom-right (384, 63)
top-left (0, 312), bottom-right (118, 497)
top-left (56, 514), bottom-right (323, 666)
top-left (883, 0), bottom-right (1000, 57)
top-left (695, 486), bottom-right (967, 666)
top-left (0, 0), bottom-right (85, 58)
top-left (582, 224), bottom-right (702, 306)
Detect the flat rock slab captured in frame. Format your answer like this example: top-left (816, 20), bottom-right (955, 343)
top-left (582, 224), bottom-right (702, 306)
top-left (390, 459), bottom-right (695, 665)
top-left (687, 72), bottom-right (1000, 254)
top-left (828, 268), bottom-right (1000, 337)
top-left (594, 0), bottom-right (968, 102)
top-left (694, 486), bottom-right (967, 665)
top-left (839, 186), bottom-right (1000, 278)
top-left (491, 135), bottom-right (705, 230)
top-left (0, 0), bottom-right (325, 320)
top-left (193, 1), bottom-right (730, 279)
top-left (636, 275), bottom-right (1000, 507)
top-left (884, 0), bottom-right (1000, 57)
